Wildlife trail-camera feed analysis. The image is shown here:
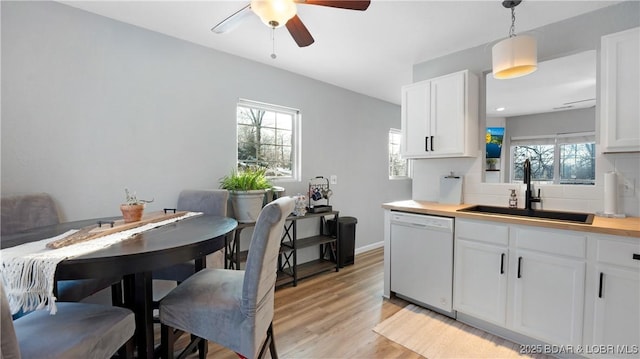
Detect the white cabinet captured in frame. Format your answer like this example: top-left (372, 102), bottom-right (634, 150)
top-left (400, 70), bottom-right (478, 158)
top-left (454, 219), bottom-right (509, 326)
top-left (585, 235), bottom-right (640, 357)
top-left (454, 219), bottom-right (587, 347)
top-left (510, 226), bottom-right (586, 346)
top-left (600, 27), bottom-right (640, 153)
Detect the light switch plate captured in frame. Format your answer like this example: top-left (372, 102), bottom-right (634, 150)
top-left (330, 175), bottom-right (337, 185)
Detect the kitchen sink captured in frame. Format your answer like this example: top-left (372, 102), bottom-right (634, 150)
top-left (458, 205), bottom-right (594, 224)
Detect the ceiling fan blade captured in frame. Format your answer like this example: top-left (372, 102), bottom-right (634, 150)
top-left (286, 15), bottom-right (315, 47)
top-left (298, 0), bottom-right (370, 11)
top-left (211, 4), bottom-right (252, 34)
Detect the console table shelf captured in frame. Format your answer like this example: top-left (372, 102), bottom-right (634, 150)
top-left (225, 210), bottom-right (340, 287)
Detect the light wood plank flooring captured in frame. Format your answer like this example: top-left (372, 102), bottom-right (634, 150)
top-left (165, 247), bottom-right (419, 358)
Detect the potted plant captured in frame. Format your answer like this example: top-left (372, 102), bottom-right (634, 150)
top-left (486, 158), bottom-right (498, 170)
top-left (120, 188), bottom-right (154, 223)
top-left (220, 167), bottom-right (272, 223)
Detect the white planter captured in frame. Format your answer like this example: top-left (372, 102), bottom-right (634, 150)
top-left (229, 190), bottom-right (266, 223)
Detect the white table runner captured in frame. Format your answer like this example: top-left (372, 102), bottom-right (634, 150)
top-left (0, 211), bottom-right (202, 315)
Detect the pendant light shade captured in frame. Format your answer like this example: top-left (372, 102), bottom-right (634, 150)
top-left (492, 34), bottom-right (538, 79)
top-left (251, 0), bottom-right (297, 28)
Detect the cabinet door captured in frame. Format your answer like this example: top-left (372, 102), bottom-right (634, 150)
top-left (400, 80), bottom-right (431, 157)
top-left (600, 27), bottom-right (640, 152)
top-left (430, 71), bottom-right (466, 156)
top-left (511, 249), bottom-right (585, 346)
top-left (590, 265), bottom-right (640, 357)
top-left (453, 239), bottom-right (508, 326)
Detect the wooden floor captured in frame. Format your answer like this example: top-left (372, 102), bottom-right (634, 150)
top-left (166, 247), bottom-right (422, 358)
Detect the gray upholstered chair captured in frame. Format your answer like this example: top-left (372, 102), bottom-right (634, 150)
top-left (152, 189), bottom-right (230, 282)
top-left (0, 193), bottom-right (122, 304)
top-left (160, 196), bottom-right (294, 359)
top-left (0, 282), bottom-right (136, 359)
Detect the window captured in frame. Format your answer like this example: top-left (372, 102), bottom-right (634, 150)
top-left (389, 129), bottom-right (410, 179)
top-left (510, 132), bottom-right (595, 185)
top-left (237, 99), bottom-right (300, 181)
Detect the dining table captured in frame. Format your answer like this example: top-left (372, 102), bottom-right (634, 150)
top-left (1, 213), bottom-right (238, 359)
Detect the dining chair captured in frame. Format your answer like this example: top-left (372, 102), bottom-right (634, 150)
top-left (152, 189), bottom-right (230, 283)
top-left (0, 282), bottom-right (136, 359)
top-left (159, 196), bottom-right (295, 359)
top-left (0, 193), bottom-right (123, 306)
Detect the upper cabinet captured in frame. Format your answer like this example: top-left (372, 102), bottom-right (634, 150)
top-left (600, 27), bottom-right (640, 153)
top-left (401, 70), bottom-right (478, 158)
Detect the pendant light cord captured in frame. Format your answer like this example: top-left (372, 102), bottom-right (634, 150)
top-left (270, 27), bottom-right (277, 59)
top-left (509, 7), bottom-right (517, 38)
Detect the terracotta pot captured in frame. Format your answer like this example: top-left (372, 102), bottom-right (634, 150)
top-left (120, 204), bottom-right (144, 223)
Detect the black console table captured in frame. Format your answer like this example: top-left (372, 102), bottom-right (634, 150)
top-left (224, 211), bottom-right (340, 287)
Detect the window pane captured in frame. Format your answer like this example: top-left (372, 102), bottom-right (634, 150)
top-left (560, 143), bottom-right (595, 184)
top-left (276, 114), bottom-right (293, 131)
top-left (512, 145), bottom-right (554, 181)
top-left (389, 130), bottom-right (408, 178)
top-left (236, 100), bottom-right (298, 180)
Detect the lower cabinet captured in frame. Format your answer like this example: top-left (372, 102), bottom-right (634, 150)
top-left (454, 220), bottom-right (508, 326)
top-left (511, 248), bottom-right (585, 346)
top-left (454, 219), bottom-right (587, 347)
top-left (585, 235), bottom-right (640, 358)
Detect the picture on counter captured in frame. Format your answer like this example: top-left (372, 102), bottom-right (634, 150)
top-left (486, 127), bottom-right (504, 159)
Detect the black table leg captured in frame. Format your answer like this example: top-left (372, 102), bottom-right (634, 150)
top-left (124, 271), bottom-right (153, 359)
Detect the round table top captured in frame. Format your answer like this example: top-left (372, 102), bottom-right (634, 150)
top-left (1, 214), bottom-right (238, 280)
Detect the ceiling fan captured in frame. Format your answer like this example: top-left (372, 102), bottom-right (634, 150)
top-left (211, 0), bottom-right (371, 47)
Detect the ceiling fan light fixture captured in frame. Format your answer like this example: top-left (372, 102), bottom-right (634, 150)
top-left (492, 0), bottom-right (537, 80)
top-left (251, 0), bottom-right (297, 28)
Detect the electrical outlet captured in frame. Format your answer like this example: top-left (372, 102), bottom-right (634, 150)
top-left (622, 178), bottom-right (635, 197)
top-left (330, 175), bottom-right (337, 185)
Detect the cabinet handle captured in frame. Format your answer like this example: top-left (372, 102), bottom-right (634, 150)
top-left (425, 137), bottom-right (429, 152)
top-left (517, 256), bottom-right (522, 278)
top-left (500, 253), bottom-right (505, 274)
top-left (598, 272), bottom-right (604, 298)
top-left (633, 254), bottom-right (640, 261)
top-left (430, 135), bottom-right (434, 151)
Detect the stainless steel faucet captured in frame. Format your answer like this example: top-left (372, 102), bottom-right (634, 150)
top-left (523, 158), bottom-right (541, 210)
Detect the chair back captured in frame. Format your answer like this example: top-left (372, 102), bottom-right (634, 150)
top-left (0, 283), bottom-right (21, 359)
top-left (1, 193), bottom-right (59, 236)
top-left (241, 197), bottom-right (294, 317)
top-left (177, 189), bottom-right (229, 216)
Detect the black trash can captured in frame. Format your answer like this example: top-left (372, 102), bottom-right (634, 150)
top-left (327, 217), bottom-right (357, 267)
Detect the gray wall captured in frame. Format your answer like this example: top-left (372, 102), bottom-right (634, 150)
top-left (506, 107), bottom-right (596, 139)
top-left (410, 1), bottom-right (640, 216)
top-left (1, 1), bottom-right (411, 252)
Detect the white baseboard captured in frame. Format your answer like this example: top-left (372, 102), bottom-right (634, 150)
top-left (355, 241), bottom-right (383, 255)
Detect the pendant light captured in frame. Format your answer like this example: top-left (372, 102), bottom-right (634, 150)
top-left (250, 0), bottom-right (297, 29)
top-left (492, 0), bottom-right (537, 79)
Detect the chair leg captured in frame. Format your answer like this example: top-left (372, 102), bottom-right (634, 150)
top-left (111, 281), bottom-right (123, 307)
top-left (268, 323), bottom-right (278, 359)
top-left (257, 322), bottom-right (277, 359)
top-left (161, 323), bottom-right (175, 359)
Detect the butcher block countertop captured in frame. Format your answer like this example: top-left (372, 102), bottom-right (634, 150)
top-left (382, 200), bottom-right (640, 238)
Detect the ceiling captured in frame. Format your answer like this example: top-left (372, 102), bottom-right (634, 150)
top-left (486, 50), bottom-right (597, 118)
top-left (59, 1), bottom-right (619, 106)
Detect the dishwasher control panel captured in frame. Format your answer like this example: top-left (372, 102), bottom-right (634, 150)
top-left (390, 211), bottom-right (453, 231)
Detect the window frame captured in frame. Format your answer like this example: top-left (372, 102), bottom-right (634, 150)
top-left (236, 99), bottom-right (301, 182)
top-left (389, 128), bottom-right (411, 180)
top-left (509, 132), bottom-right (595, 185)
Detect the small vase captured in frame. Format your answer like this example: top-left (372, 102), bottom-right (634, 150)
top-left (120, 204), bottom-right (144, 223)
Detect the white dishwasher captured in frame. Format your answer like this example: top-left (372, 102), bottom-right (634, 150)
top-left (390, 211), bottom-right (455, 317)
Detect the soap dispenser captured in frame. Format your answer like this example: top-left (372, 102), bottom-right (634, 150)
top-left (509, 189), bottom-right (518, 208)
